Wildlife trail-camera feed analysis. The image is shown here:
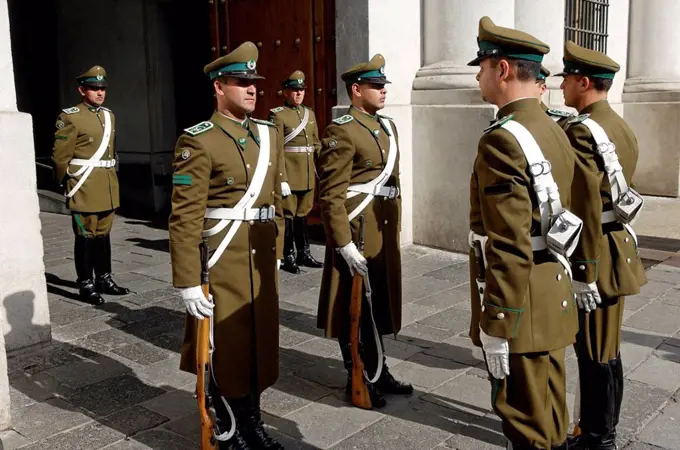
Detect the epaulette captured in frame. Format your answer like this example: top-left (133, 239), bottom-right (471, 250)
top-left (567, 113), bottom-right (590, 124)
top-left (546, 108), bottom-right (572, 118)
top-left (62, 107), bottom-right (79, 115)
top-left (184, 121), bottom-right (214, 136)
top-left (251, 118), bottom-right (275, 127)
top-left (483, 114), bottom-right (514, 133)
top-left (332, 114), bottom-right (354, 125)
top-left (270, 106), bottom-right (284, 113)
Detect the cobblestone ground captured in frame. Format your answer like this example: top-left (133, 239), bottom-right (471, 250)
top-left (1, 212), bottom-right (679, 449)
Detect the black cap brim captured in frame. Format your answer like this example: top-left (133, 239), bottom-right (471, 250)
top-left (81, 81), bottom-right (108, 88)
top-left (356, 77), bottom-right (391, 85)
top-left (224, 72), bottom-right (265, 80)
top-left (467, 56), bottom-right (485, 66)
top-left (283, 83), bottom-right (307, 89)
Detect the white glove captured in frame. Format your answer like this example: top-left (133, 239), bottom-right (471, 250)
top-left (572, 281), bottom-right (601, 313)
top-left (281, 182), bottom-right (292, 197)
top-left (277, 259), bottom-right (281, 270)
top-left (180, 286), bottom-right (214, 319)
top-left (480, 330), bottom-right (510, 379)
top-left (338, 242), bottom-right (368, 277)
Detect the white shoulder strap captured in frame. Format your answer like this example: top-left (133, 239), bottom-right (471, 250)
top-left (580, 118), bottom-right (629, 204)
top-left (283, 108), bottom-right (309, 145)
top-left (202, 124), bottom-right (272, 268)
top-left (346, 118), bottom-right (398, 221)
top-left (65, 110), bottom-right (113, 198)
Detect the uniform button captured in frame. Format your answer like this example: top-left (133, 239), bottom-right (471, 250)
top-left (481, 305), bottom-right (486, 312)
top-left (557, 274), bottom-right (562, 281)
top-left (497, 312), bottom-right (505, 320)
top-left (249, 220), bottom-right (254, 225)
top-left (626, 258), bottom-right (631, 263)
top-left (251, 249), bottom-right (256, 255)
top-left (271, 191), bottom-right (275, 195)
top-left (579, 265), bottom-right (586, 270)
top-left (382, 149), bottom-right (385, 153)
top-left (384, 220), bottom-right (388, 224)
top-left (268, 161), bottom-right (272, 167)
top-left (625, 237), bottom-right (630, 243)
top-left (271, 246), bottom-right (276, 251)
top-left (561, 300), bottom-right (568, 308)
top-left (246, 164), bottom-right (251, 169)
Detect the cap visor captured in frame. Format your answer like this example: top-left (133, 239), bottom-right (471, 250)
top-left (228, 73), bottom-right (265, 80)
top-left (553, 71), bottom-right (568, 77)
top-left (359, 77), bottom-right (391, 85)
top-left (83, 81), bottom-right (108, 87)
top-left (467, 56), bottom-right (483, 67)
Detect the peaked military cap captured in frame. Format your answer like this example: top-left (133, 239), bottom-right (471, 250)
top-left (283, 70), bottom-right (306, 89)
top-left (341, 54), bottom-right (391, 85)
top-left (538, 65), bottom-right (550, 81)
top-left (204, 41), bottom-right (265, 80)
top-left (77, 66), bottom-right (108, 87)
top-left (468, 16), bottom-right (550, 66)
top-left (555, 40), bottom-right (620, 79)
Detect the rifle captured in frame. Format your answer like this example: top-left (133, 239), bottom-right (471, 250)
top-left (349, 215), bottom-right (372, 409)
top-left (197, 240), bottom-right (216, 449)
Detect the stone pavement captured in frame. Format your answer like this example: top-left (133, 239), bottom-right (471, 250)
top-left (2, 211), bottom-right (680, 450)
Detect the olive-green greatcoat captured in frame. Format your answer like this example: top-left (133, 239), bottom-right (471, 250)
top-left (317, 106), bottom-right (402, 338)
top-left (565, 100), bottom-right (647, 297)
top-left (268, 103), bottom-right (322, 191)
top-left (468, 98), bottom-right (578, 354)
top-left (169, 111), bottom-right (285, 397)
top-left (52, 102), bottom-right (120, 213)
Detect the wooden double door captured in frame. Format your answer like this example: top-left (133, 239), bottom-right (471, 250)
top-left (208, 0), bottom-right (337, 129)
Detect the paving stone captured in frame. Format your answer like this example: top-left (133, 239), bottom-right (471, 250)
top-left (279, 272), bottom-right (324, 297)
top-left (638, 280), bottom-right (675, 299)
top-left (259, 428), bottom-right (322, 450)
top-left (52, 317), bottom-right (127, 343)
top-left (103, 405), bottom-right (169, 436)
top-left (67, 374), bottom-right (167, 417)
top-left (44, 352), bottom-right (133, 389)
top-left (403, 276), bottom-right (460, 303)
top-left (624, 294), bottom-right (656, 313)
top-left (8, 370), bottom-right (73, 412)
top-left (293, 337), bottom-right (343, 360)
top-left (279, 349), bottom-right (317, 375)
top-left (628, 354), bottom-right (680, 392)
top-left (382, 337), bottom-right (424, 367)
top-left (402, 255), bottom-right (455, 280)
top-left (424, 374), bottom-right (495, 418)
top-left (624, 303), bottom-right (680, 336)
top-left (423, 336), bottom-right (484, 367)
top-left (280, 287), bottom-right (321, 311)
top-left (280, 326), bottom-right (317, 349)
top-left (620, 327), bottom-right (667, 374)
top-left (140, 389), bottom-right (197, 420)
top-left (389, 353), bottom-right (468, 390)
top-left (267, 395), bottom-right (383, 449)
top-left (621, 443), bottom-right (670, 450)
top-left (50, 305), bottom-right (110, 327)
top-left (422, 263), bottom-right (470, 287)
top-left (11, 398), bottom-right (91, 442)
top-left (645, 265), bottom-right (680, 284)
top-left (292, 355), bottom-right (348, 390)
top-left (20, 421), bottom-right (125, 450)
top-left (125, 286), bottom-right (177, 307)
top-left (658, 288), bottom-right (680, 307)
top-left (0, 430), bottom-right (31, 449)
top-left (125, 429), bottom-right (195, 449)
top-left (443, 413), bottom-right (506, 450)
top-left (83, 327), bottom-right (148, 351)
top-left (261, 374), bottom-right (335, 417)
top-left (401, 246), bottom-right (433, 263)
top-left (134, 354), bottom-right (195, 390)
top-left (47, 297), bottom-right (85, 315)
top-left (111, 342), bottom-right (173, 366)
top-left (654, 343), bottom-right (680, 364)
top-left (638, 401), bottom-right (680, 449)
top-left (415, 286), bottom-right (470, 312)
top-left (401, 302), bottom-right (438, 327)
top-left (619, 380), bottom-right (671, 433)
top-left (162, 411), bottom-right (200, 445)
top-left (417, 307), bottom-right (471, 333)
top-left (398, 323), bottom-right (459, 348)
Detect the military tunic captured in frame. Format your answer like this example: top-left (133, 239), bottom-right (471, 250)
top-left (541, 102), bottom-right (573, 130)
top-left (316, 106), bottom-right (402, 338)
top-left (268, 103), bottom-right (321, 218)
top-left (469, 98), bottom-right (578, 448)
top-left (169, 111), bottom-right (284, 397)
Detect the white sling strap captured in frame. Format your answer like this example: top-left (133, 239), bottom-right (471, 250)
top-left (580, 118), bottom-right (639, 247)
top-left (283, 108), bottom-right (309, 145)
top-left (202, 124), bottom-right (271, 269)
top-left (65, 109), bottom-right (113, 198)
top-left (346, 118), bottom-right (399, 221)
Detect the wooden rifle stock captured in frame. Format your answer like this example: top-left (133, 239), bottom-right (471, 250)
top-left (197, 240), bottom-right (216, 449)
top-left (349, 215), bottom-right (371, 409)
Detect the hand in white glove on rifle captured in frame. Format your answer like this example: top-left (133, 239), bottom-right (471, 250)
top-left (281, 182), bottom-right (292, 197)
top-left (572, 281), bottom-right (601, 313)
top-left (338, 242), bottom-right (368, 277)
top-left (180, 286), bottom-right (214, 319)
top-left (480, 329), bottom-right (510, 379)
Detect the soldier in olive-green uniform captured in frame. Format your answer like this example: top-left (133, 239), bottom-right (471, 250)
top-left (52, 66), bottom-right (129, 305)
top-left (169, 42), bottom-right (285, 450)
top-left (467, 17), bottom-right (579, 450)
top-left (268, 70), bottom-right (323, 273)
top-left (537, 66), bottom-right (574, 126)
top-left (557, 41), bottom-right (647, 450)
top-left (316, 54), bottom-right (412, 409)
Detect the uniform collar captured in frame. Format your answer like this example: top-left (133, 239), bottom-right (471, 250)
top-left (580, 99), bottom-right (611, 115)
top-left (82, 101), bottom-right (101, 113)
top-left (212, 111), bottom-right (251, 149)
top-left (497, 97), bottom-right (540, 118)
top-left (285, 101), bottom-right (301, 110)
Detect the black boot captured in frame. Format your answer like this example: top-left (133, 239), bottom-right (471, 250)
top-left (280, 218), bottom-right (300, 274)
top-left (339, 338), bottom-right (386, 409)
top-left (215, 396), bottom-right (251, 450)
top-left (237, 393), bottom-right (284, 450)
top-left (75, 236), bottom-right (105, 305)
top-left (294, 216), bottom-right (323, 268)
top-left (373, 336), bottom-right (413, 395)
top-left (93, 235), bottom-right (129, 295)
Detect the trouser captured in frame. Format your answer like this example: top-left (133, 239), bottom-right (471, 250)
top-left (573, 297), bottom-right (625, 438)
top-left (489, 348), bottom-right (569, 449)
top-left (72, 210), bottom-right (115, 237)
top-left (72, 211), bottom-right (115, 282)
top-left (283, 189), bottom-right (315, 219)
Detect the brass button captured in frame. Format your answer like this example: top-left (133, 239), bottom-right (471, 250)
top-left (626, 258), bottom-right (631, 263)
top-left (579, 265), bottom-right (586, 270)
top-left (271, 190), bottom-right (275, 195)
top-left (497, 312), bottom-right (505, 320)
top-left (561, 300), bottom-right (568, 308)
top-left (251, 249), bottom-right (256, 255)
top-left (625, 237), bottom-right (630, 243)
top-left (268, 161), bottom-right (272, 166)
top-left (246, 163), bottom-right (251, 169)
top-left (557, 274), bottom-right (562, 281)
top-left (382, 149), bottom-right (385, 153)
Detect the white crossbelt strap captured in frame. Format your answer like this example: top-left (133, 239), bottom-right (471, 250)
top-left (65, 110), bottom-right (112, 198)
top-left (500, 120), bottom-right (572, 278)
top-left (202, 124), bottom-right (271, 269)
top-left (361, 274), bottom-right (384, 384)
top-left (580, 118), bottom-right (629, 205)
top-left (284, 146), bottom-right (314, 153)
top-left (283, 108), bottom-right (309, 145)
top-left (346, 118), bottom-right (398, 221)
top-left (70, 158), bottom-right (116, 168)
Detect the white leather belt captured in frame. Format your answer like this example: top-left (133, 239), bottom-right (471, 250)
top-left (284, 146), bottom-right (314, 153)
top-left (204, 205), bottom-right (275, 223)
top-left (602, 210), bottom-right (616, 224)
top-left (348, 185), bottom-right (400, 199)
top-left (70, 158), bottom-right (116, 168)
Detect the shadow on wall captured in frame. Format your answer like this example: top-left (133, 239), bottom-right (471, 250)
top-left (2, 291), bottom-right (51, 353)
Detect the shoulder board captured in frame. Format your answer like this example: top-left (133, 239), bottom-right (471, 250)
top-left (184, 121), bottom-right (214, 136)
top-left (251, 118), bottom-right (275, 127)
top-left (483, 114), bottom-right (514, 133)
top-left (332, 114), bottom-right (354, 125)
top-left (546, 108), bottom-right (572, 118)
top-left (62, 107), bottom-right (79, 114)
top-left (567, 113), bottom-right (591, 124)
top-left (270, 106), bottom-right (284, 113)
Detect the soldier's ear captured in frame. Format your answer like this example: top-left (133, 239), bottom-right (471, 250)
top-left (77, 85), bottom-right (86, 97)
top-left (213, 80), bottom-right (225, 97)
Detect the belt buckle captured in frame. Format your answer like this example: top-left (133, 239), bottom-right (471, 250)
top-left (387, 186), bottom-right (399, 199)
top-left (258, 205), bottom-right (274, 222)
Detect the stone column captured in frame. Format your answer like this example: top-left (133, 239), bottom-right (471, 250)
top-left (412, 1), bottom-right (512, 252)
top-left (623, 0), bottom-right (680, 197)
